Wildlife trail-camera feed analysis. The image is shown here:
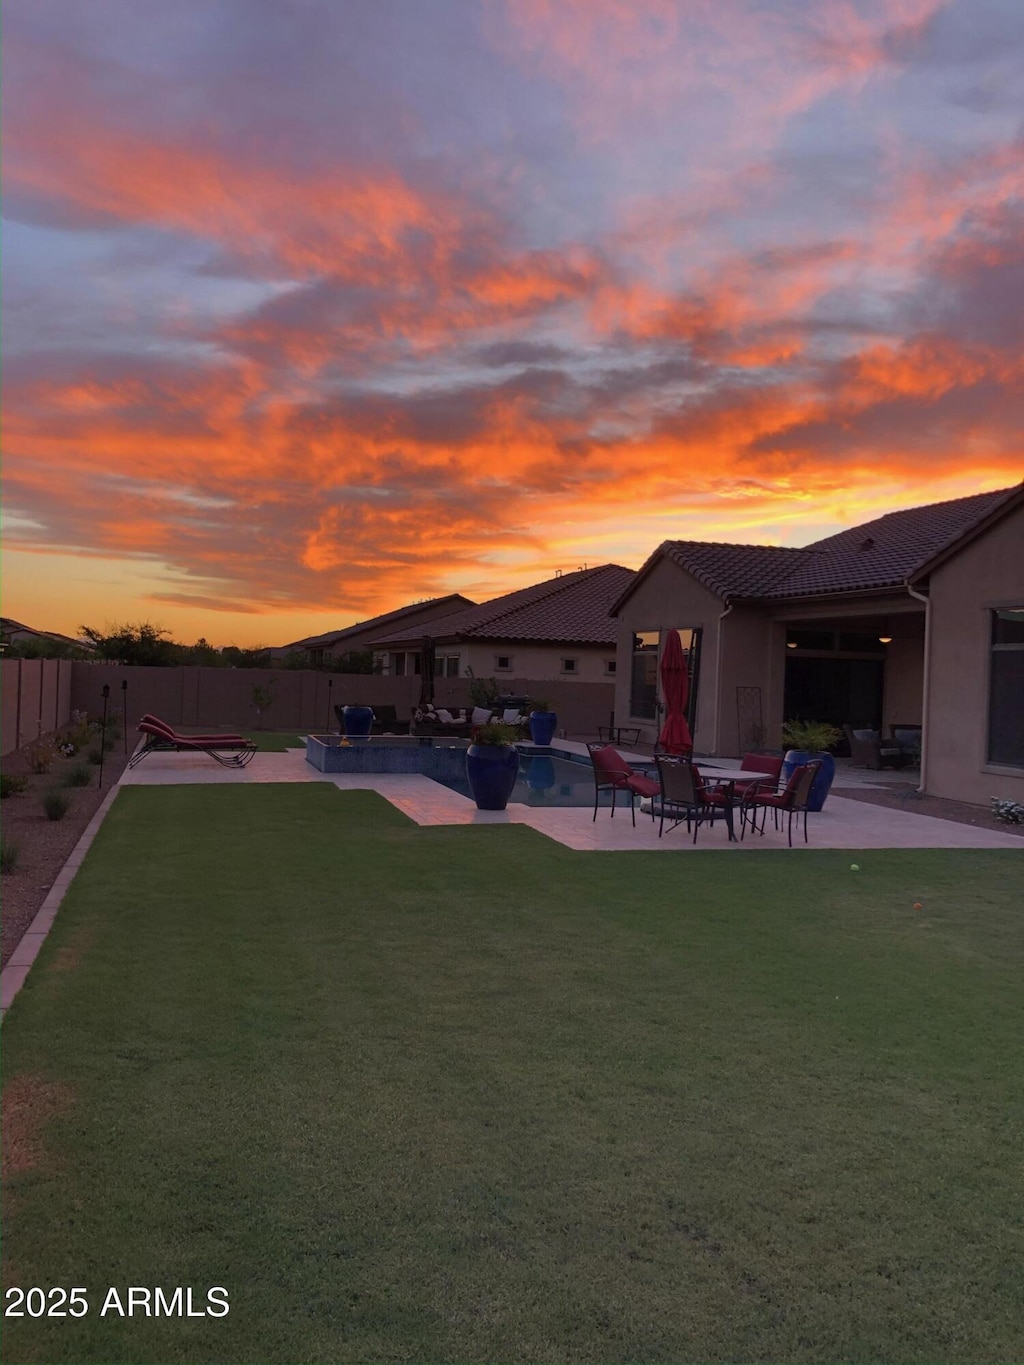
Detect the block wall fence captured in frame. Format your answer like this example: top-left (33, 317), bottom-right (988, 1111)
top-left (2, 660), bottom-right (615, 755)
top-left (1, 659), bottom-right (74, 756)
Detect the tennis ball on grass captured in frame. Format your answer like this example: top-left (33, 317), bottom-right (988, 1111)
top-left (850, 863), bottom-right (860, 872)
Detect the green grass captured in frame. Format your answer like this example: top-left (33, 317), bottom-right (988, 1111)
top-left (2, 785), bottom-right (1022, 1364)
top-left (245, 730), bottom-right (308, 751)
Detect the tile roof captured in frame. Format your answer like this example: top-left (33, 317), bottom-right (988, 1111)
top-left (649, 486), bottom-right (1019, 604)
top-left (660, 542), bottom-right (813, 597)
top-left (284, 594), bottom-right (474, 649)
top-left (772, 486), bottom-right (1020, 597)
top-left (369, 564), bottom-right (635, 647)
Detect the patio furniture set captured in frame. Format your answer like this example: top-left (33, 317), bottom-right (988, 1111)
top-left (410, 704), bottom-right (531, 739)
top-left (843, 723), bottom-right (922, 769)
top-left (586, 742), bottom-right (821, 846)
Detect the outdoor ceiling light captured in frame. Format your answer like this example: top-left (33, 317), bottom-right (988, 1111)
top-left (878, 635), bottom-right (892, 644)
top-left (786, 641), bottom-right (797, 648)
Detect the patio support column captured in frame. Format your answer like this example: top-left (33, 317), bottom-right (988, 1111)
top-left (711, 600), bottom-right (733, 755)
top-left (907, 582), bottom-right (932, 793)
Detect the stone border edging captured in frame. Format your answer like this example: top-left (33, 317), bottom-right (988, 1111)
top-left (0, 785), bottom-right (122, 1019)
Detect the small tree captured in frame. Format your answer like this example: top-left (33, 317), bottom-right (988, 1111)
top-left (463, 668), bottom-right (501, 708)
top-left (250, 680), bottom-right (276, 729)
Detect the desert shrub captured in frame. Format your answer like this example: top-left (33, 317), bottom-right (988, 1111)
top-left (64, 763), bottom-right (92, 788)
top-left (0, 837), bottom-right (20, 873)
top-left (43, 789), bottom-right (71, 821)
top-left (102, 736), bottom-right (116, 752)
top-left (66, 710), bottom-right (94, 750)
top-left (28, 742), bottom-right (56, 774)
top-left (87, 746), bottom-right (103, 765)
top-left (0, 774), bottom-right (29, 798)
top-left (991, 798), bottom-right (1024, 826)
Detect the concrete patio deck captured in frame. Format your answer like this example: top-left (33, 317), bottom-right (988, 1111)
top-left (119, 745), bottom-right (1023, 852)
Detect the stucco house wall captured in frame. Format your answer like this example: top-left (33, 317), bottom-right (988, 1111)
top-left (881, 619), bottom-right (925, 731)
top-left (613, 558), bottom-right (723, 750)
top-left (716, 607), bottom-right (786, 755)
top-left (458, 641), bottom-right (616, 686)
top-left (924, 506), bottom-right (1024, 805)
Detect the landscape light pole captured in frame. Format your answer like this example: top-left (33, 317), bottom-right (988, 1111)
top-left (122, 679), bottom-right (129, 753)
top-left (326, 677), bottom-right (333, 732)
top-left (98, 684), bottom-right (110, 788)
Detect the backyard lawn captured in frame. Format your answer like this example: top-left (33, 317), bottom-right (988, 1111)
top-left (244, 731), bottom-right (309, 751)
top-left (2, 785), bottom-right (1021, 1364)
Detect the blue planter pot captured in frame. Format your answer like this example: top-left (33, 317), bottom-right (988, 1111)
top-left (342, 705), bottom-right (374, 739)
top-left (528, 711), bottom-right (558, 745)
top-left (466, 744), bottom-right (520, 810)
top-left (781, 749), bottom-right (836, 811)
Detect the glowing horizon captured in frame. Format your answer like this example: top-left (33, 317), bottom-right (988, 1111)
top-left (3, 0), bottom-right (1022, 647)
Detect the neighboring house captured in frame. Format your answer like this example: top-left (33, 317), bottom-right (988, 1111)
top-left (610, 484), bottom-right (1024, 805)
top-left (275, 594), bottom-right (476, 666)
top-left (0, 617), bottom-right (91, 654)
top-left (368, 565), bottom-right (635, 687)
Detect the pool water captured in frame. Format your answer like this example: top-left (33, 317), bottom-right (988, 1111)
top-left (435, 753), bottom-right (655, 807)
top-left (304, 735), bottom-right (657, 808)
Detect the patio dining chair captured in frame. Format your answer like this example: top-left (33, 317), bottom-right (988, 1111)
top-left (739, 760), bottom-right (821, 846)
top-left (654, 755), bottom-right (727, 842)
top-left (735, 752), bottom-right (783, 795)
top-left (585, 742), bottom-right (660, 826)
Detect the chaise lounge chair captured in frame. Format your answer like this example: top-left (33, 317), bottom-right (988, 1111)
top-left (130, 714), bottom-right (257, 769)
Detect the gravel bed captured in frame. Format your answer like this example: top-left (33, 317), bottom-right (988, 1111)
top-left (1, 737), bottom-right (131, 970)
top-left (833, 780), bottom-right (1023, 837)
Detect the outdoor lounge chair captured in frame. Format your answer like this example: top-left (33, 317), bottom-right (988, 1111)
top-left (130, 715), bottom-right (257, 769)
top-left (843, 725), bottom-right (906, 769)
top-left (586, 742), bottom-right (660, 826)
top-left (654, 755), bottom-right (727, 842)
top-left (411, 705), bottom-right (488, 738)
top-left (739, 760), bottom-right (821, 846)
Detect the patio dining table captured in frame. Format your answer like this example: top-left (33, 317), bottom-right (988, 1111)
top-left (698, 764), bottom-right (778, 841)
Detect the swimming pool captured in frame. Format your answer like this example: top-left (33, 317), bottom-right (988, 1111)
top-left (433, 752), bottom-right (630, 806)
top-left (304, 735), bottom-right (655, 807)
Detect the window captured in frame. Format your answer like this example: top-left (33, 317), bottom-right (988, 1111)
top-left (495, 655), bottom-right (512, 671)
top-left (560, 657), bottom-right (579, 674)
top-left (988, 608), bottom-right (1024, 767)
top-left (631, 628), bottom-right (701, 722)
top-left (441, 654), bottom-right (461, 678)
top-left (391, 651), bottom-right (421, 677)
top-left (604, 659), bottom-right (616, 675)
top-left (630, 632), bottom-right (660, 719)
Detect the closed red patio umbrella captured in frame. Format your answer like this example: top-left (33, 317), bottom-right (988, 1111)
top-left (657, 629), bottom-right (693, 755)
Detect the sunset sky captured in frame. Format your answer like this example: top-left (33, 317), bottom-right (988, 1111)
top-left (3, 0), bottom-right (1022, 647)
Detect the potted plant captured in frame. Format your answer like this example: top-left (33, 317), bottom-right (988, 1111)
top-left (340, 702), bottom-right (374, 738)
top-left (528, 698), bottom-right (558, 746)
top-left (466, 720), bottom-right (521, 810)
top-left (780, 719), bottom-right (842, 811)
